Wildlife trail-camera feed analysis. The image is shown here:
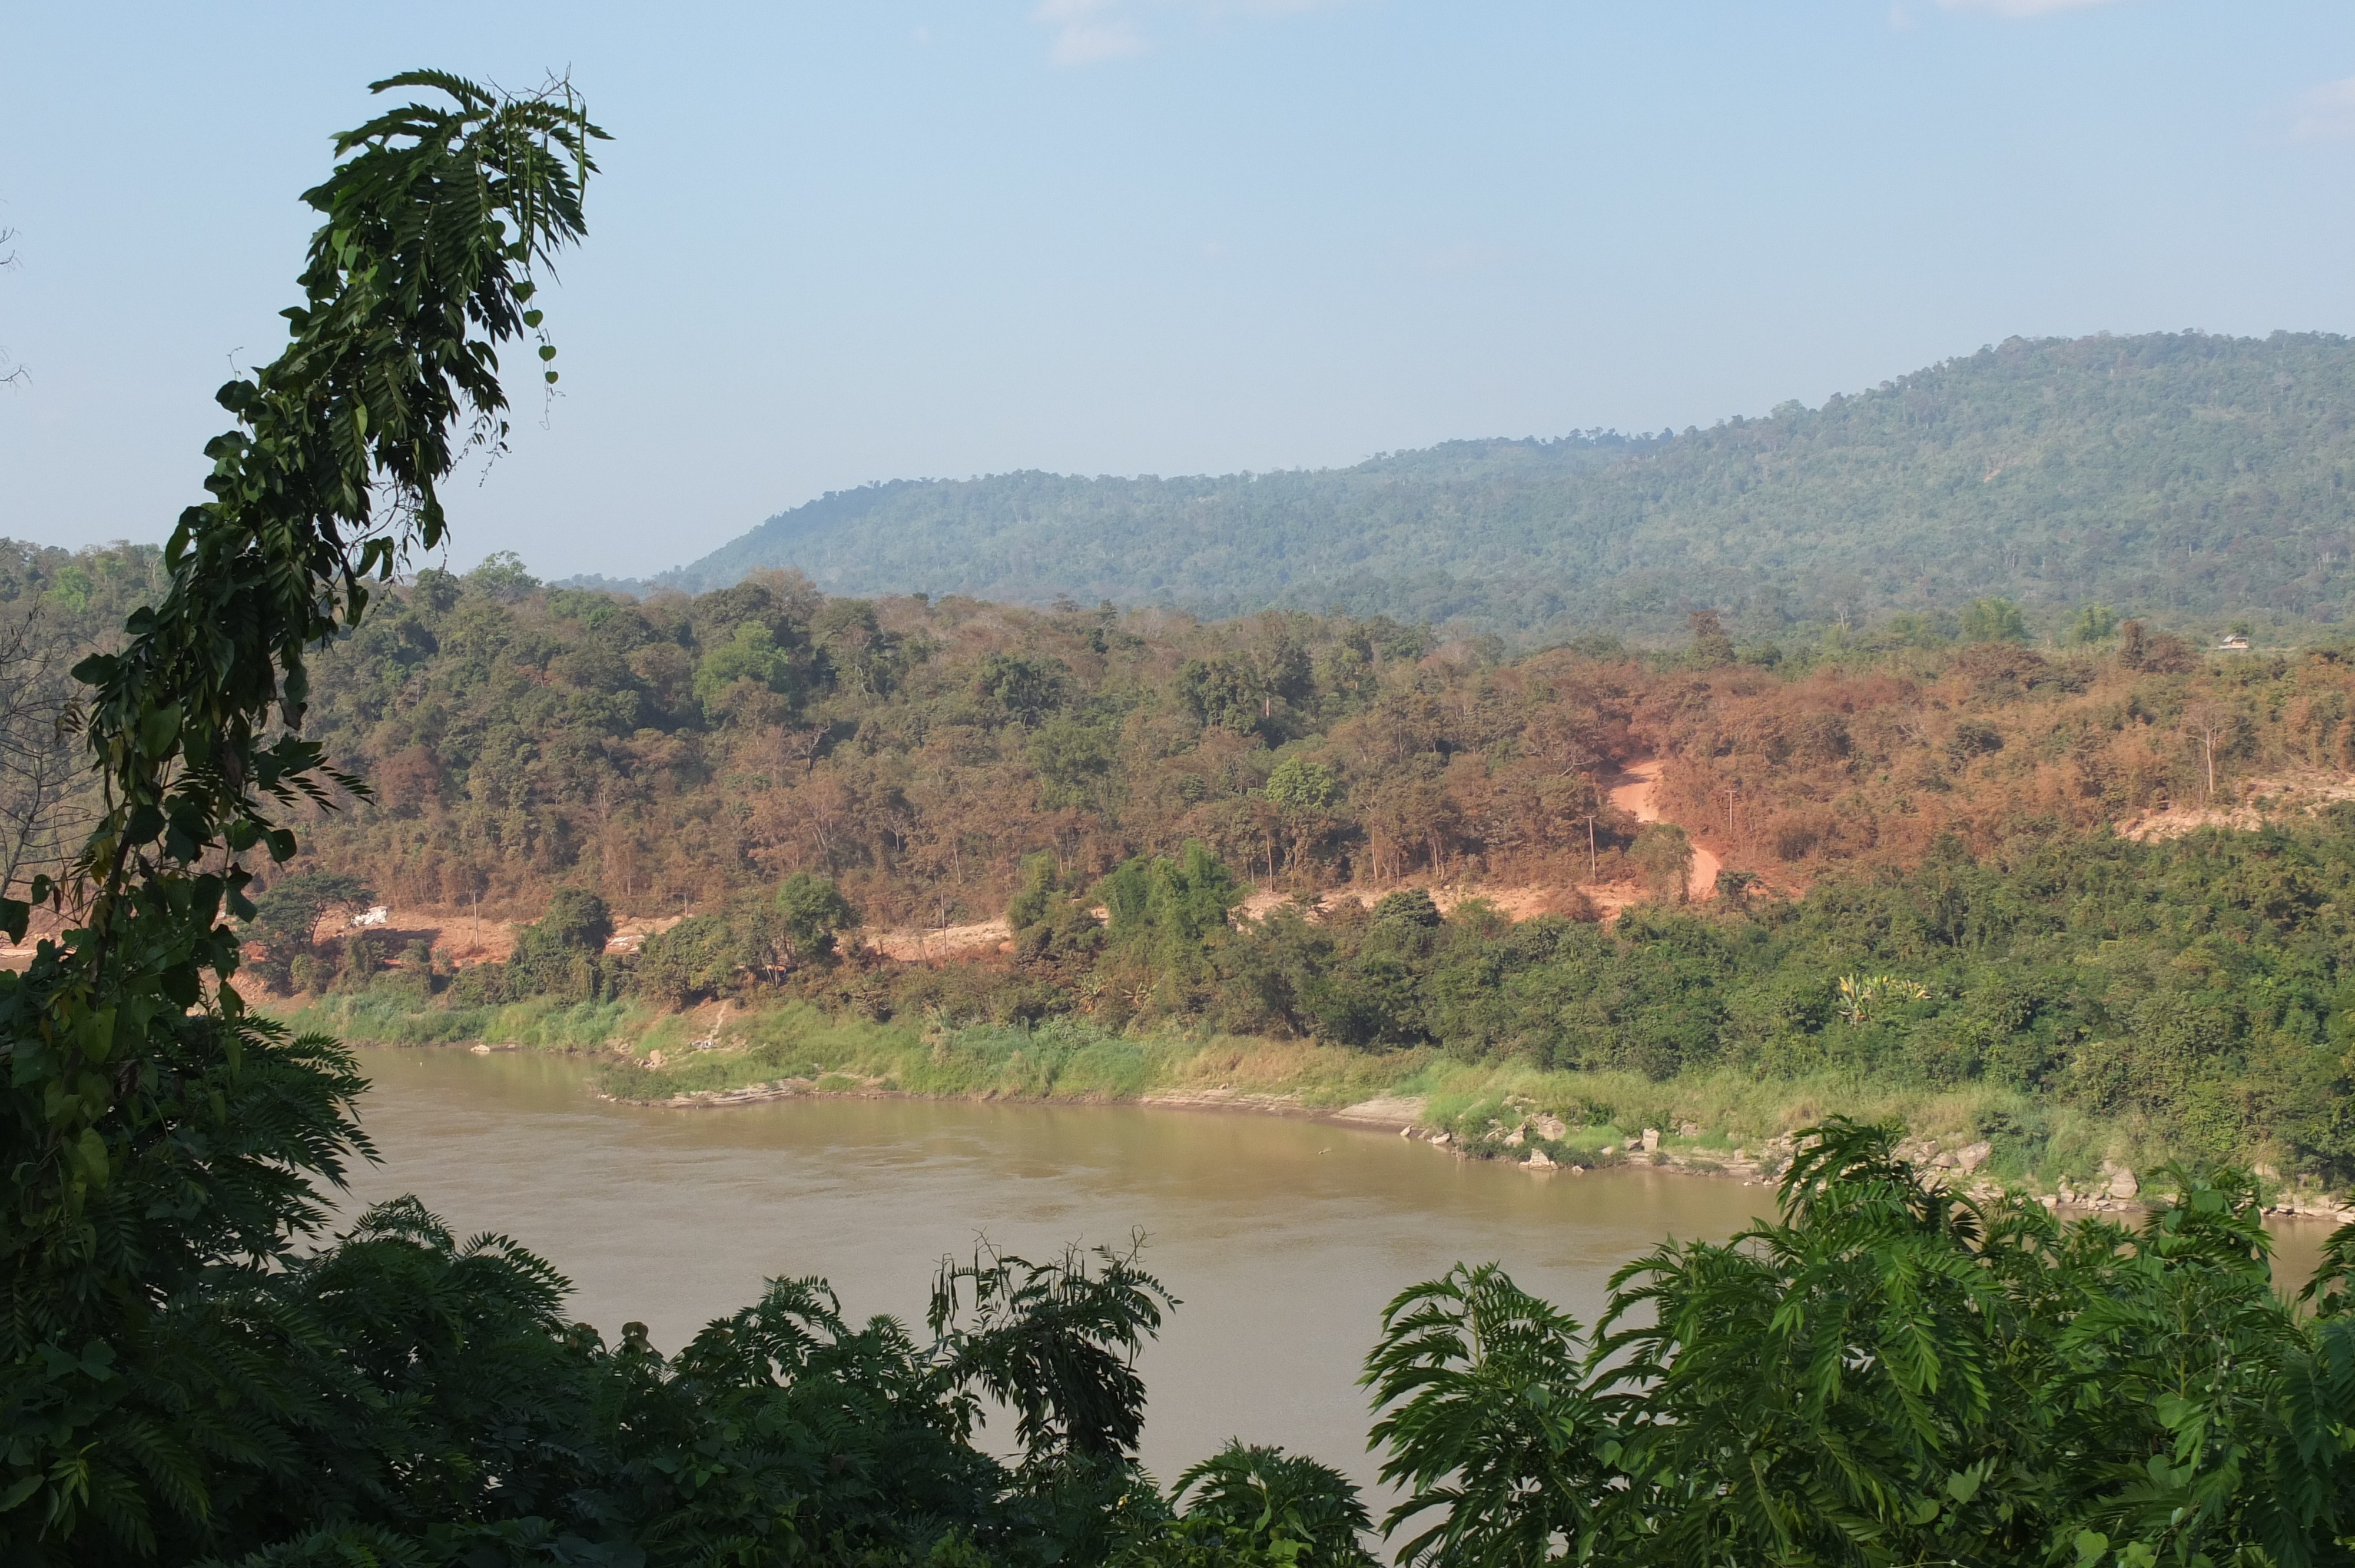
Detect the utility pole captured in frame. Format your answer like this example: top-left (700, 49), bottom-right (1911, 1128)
top-left (1581, 773), bottom-right (1600, 881)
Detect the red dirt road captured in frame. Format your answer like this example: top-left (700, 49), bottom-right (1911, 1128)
top-left (1607, 757), bottom-right (1720, 901)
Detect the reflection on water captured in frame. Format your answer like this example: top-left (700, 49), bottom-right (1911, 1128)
top-left (341, 1048), bottom-right (2346, 1491)
top-left (342, 1048), bottom-right (1772, 1490)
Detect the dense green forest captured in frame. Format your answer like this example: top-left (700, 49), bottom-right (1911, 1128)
top-left (595, 330), bottom-right (2355, 640)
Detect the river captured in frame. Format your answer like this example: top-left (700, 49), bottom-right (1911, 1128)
top-left (341, 1047), bottom-right (1772, 1493)
top-left (340, 1047), bottom-right (2345, 1499)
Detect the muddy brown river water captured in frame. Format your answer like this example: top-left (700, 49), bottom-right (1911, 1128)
top-left (340, 1047), bottom-right (2342, 1496)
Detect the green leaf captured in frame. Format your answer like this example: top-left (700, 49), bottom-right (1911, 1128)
top-left (2154, 1391), bottom-right (2194, 1430)
top-left (2076, 1530), bottom-right (2110, 1564)
top-left (545, 371), bottom-right (559, 384)
top-left (79, 1007), bottom-right (116, 1064)
top-left (138, 702), bottom-right (183, 759)
top-left (68, 652), bottom-right (119, 686)
top-left (0, 898), bottom-right (26, 945)
top-left (539, 343), bottom-right (558, 361)
top-left (75, 1128), bottom-right (108, 1185)
top-left (523, 308), bottom-right (544, 327)
top-left (0, 1473), bottom-right (40, 1513)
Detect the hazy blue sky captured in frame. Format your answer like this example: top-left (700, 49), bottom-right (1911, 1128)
top-left (4, 2), bottom-right (2351, 579)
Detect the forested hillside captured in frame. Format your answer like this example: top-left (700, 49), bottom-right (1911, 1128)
top-left (270, 558), bottom-right (2355, 932)
top-left (8, 536), bottom-right (2351, 934)
top-left (22, 536), bottom-right (2355, 1176)
top-left (152, 549), bottom-right (2355, 1181)
top-left (615, 331), bottom-right (2355, 640)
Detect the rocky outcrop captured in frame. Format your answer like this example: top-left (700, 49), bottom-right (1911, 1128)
top-left (2264, 1187), bottom-right (2355, 1221)
top-left (1326, 1095), bottom-right (1428, 1131)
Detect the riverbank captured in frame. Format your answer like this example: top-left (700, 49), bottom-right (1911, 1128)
top-left (268, 988), bottom-right (2337, 1211)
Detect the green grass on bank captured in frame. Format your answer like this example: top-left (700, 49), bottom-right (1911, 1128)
top-left (592, 1006), bottom-right (1417, 1108)
top-left (273, 985), bottom-right (2193, 1194)
top-left (277, 990), bottom-right (667, 1052)
top-left (1399, 1058), bottom-right (2163, 1188)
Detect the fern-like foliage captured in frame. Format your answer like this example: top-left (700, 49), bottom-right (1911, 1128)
top-left (1363, 1121), bottom-right (2355, 1568)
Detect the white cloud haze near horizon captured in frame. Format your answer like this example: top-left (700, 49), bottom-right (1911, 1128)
top-left (1936, 0), bottom-right (2138, 18)
top-left (2291, 76), bottom-right (2355, 142)
top-left (1034, 0), bottom-right (1352, 66)
top-left (1033, 0), bottom-right (1147, 66)
top-left (2, 1), bottom-right (2351, 580)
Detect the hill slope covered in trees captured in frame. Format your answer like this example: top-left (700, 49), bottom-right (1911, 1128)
top-left (15, 535), bottom-right (2355, 1188)
top-left (139, 553), bottom-right (2355, 1183)
top-left (618, 331), bottom-right (2355, 641)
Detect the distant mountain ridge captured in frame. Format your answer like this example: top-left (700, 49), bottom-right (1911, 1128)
top-left (588, 331), bottom-right (2355, 639)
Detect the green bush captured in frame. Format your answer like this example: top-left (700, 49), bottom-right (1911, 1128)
top-left (774, 871), bottom-right (857, 964)
top-left (508, 888), bottom-right (618, 1002)
top-left (635, 913), bottom-right (748, 1005)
